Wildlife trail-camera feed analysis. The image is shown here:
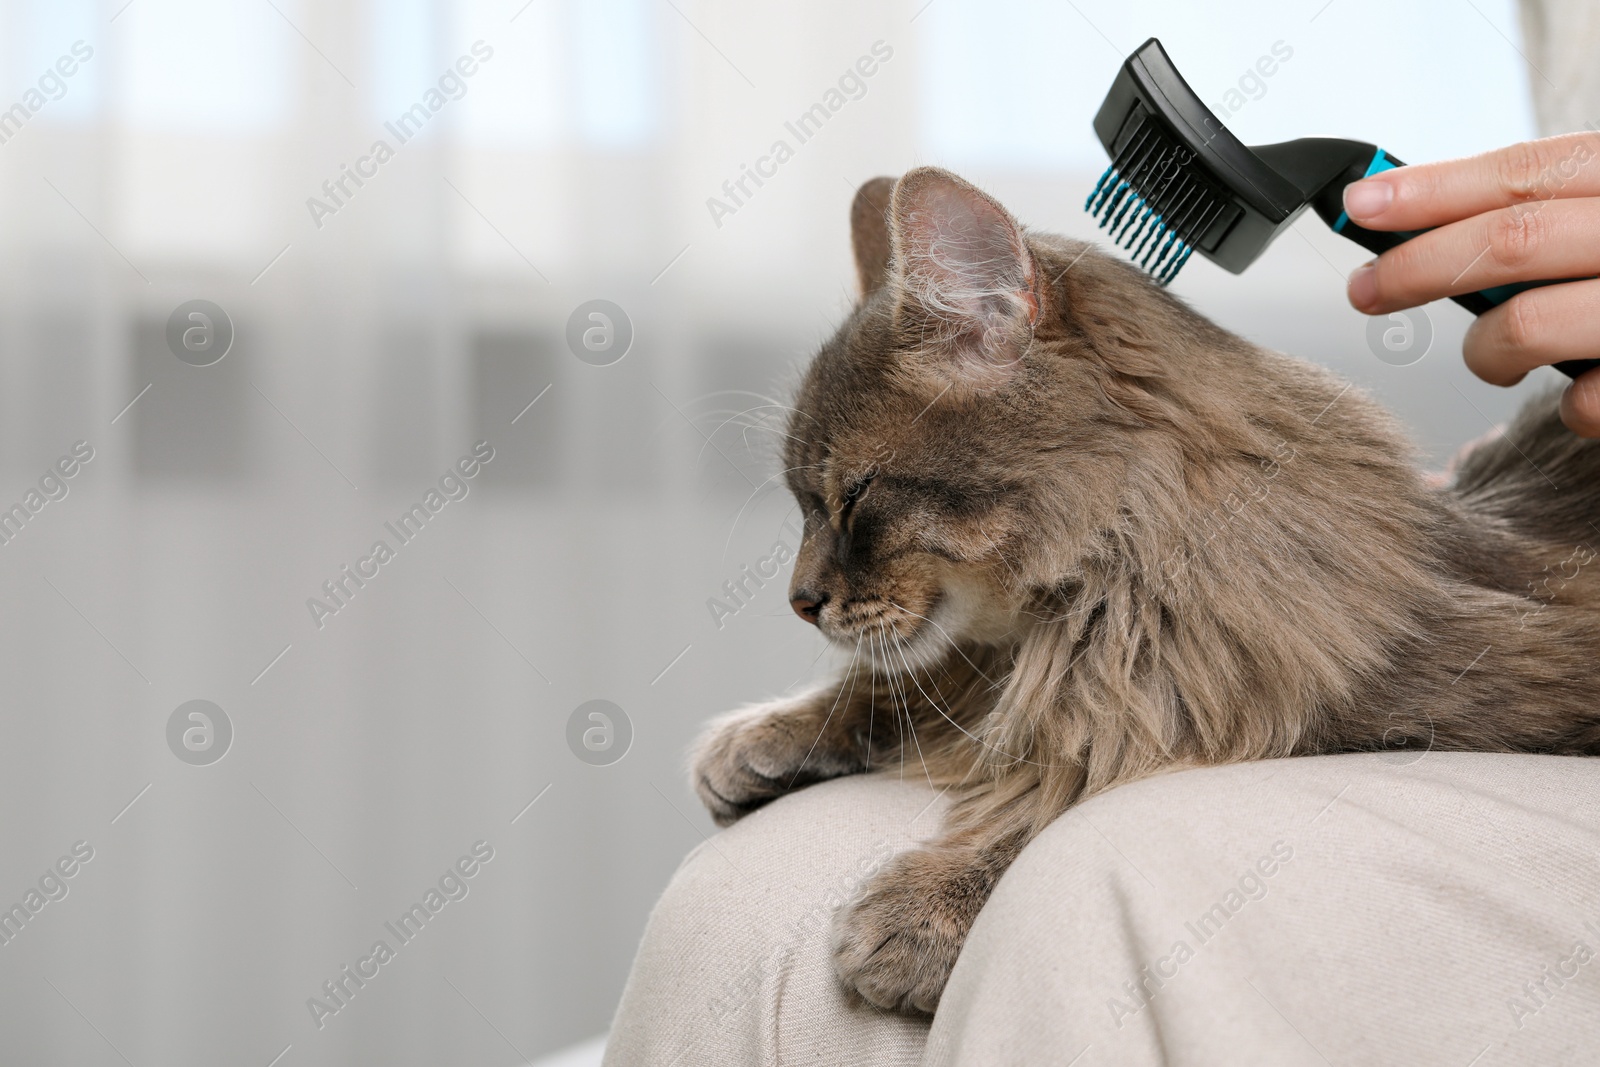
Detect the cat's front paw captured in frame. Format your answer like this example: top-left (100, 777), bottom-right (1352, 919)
top-left (690, 691), bottom-right (861, 826)
top-left (833, 847), bottom-right (985, 1015)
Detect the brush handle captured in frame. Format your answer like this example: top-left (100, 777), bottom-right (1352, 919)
top-left (1331, 149), bottom-right (1598, 379)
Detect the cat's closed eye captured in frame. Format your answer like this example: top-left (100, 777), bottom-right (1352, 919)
top-left (841, 475), bottom-right (874, 525)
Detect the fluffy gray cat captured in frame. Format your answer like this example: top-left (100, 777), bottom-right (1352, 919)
top-left (692, 167), bottom-right (1600, 1014)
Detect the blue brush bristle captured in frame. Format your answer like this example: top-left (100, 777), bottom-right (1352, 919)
top-left (1088, 168), bottom-right (1189, 286)
top-left (1085, 126), bottom-right (1227, 287)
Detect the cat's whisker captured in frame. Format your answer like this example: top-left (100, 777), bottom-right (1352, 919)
top-left (719, 467), bottom-right (811, 559)
top-left (709, 404), bottom-right (808, 448)
top-left (732, 402), bottom-right (815, 428)
top-left (886, 621), bottom-right (1044, 769)
top-left (684, 403), bottom-right (808, 483)
top-left (883, 636), bottom-right (951, 793)
top-left (785, 634), bottom-right (865, 792)
top-left (896, 647), bottom-right (1002, 780)
top-left (869, 633), bottom-right (904, 779)
top-left (879, 632), bottom-right (926, 787)
top-left (761, 399), bottom-right (827, 433)
top-left (865, 633), bottom-right (893, 775)
top-left (883, 601), bottom-right (1002, 689)
top-left (865, 637), bottom-right (878, 769)
top-left (740, 423), bottom-right (803, 458)
top-left (674, 388), bottom-right (818, 424)
top-left (711, 392), bottom-right (827, 437)
top-left (872, 631), bottom-right (934, 789)
top-left (695, 410), bottom-right (792, 463)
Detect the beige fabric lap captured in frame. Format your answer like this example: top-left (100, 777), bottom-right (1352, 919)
top-left (607, 755), bottom-right (1600, 1066)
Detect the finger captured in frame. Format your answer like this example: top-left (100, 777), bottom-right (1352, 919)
top-left (1463, 277), bottom-right (1600, 385)
top-left (1341, 132), bottom-right (1600, 231)
top-left (1560, 368), bottom-right (1600, 438)
top-left (1347, 198), bottom-right (1600, 314)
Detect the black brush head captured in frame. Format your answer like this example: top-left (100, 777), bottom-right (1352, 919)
top-left (1089, 38), bottom-right (1377, 282)
top-left (1091, 40), bottom-right (1600, 379)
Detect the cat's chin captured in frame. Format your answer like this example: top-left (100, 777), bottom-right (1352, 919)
top-left (876, 621), bottom-right (953, 673)
top-left (825, 598), bottom-right (961, 674)
top-left (887, 624), bottom-right (956, 672)
top-left (824, 577), bottom-right (1018, 673)
top-left (822, 621), bottom-right (951, 673)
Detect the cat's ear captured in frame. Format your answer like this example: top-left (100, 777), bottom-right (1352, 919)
top-left (888, 167), bottom-right (1040, 375)
top-left (850, 176), bottom-right (897, 298)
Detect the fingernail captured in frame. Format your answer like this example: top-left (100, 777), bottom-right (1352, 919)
top-left (1343, 179), bottom-right (1393, 221)
top-left (1348, 261), bottom-right (1378, 309)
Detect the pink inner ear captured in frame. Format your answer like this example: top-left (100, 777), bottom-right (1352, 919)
top-left (896, 177), bottom-right (1038, 355)
top-left (916, 184), bottom-right (1025, 295)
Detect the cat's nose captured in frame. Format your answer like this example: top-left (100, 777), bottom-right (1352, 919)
top-left (790, 592), bottom-right (827, 626)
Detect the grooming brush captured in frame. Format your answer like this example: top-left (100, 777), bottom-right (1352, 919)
top-left (1087, 37), bottom-right (1598, 379)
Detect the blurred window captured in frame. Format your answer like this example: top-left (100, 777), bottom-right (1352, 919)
top-left (117, 0), bottom-right (292, 131)
top-left (16, 0), bottom-right (99, 123)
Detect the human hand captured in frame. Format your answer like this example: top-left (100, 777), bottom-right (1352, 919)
top-left (1341, 132), bottom-right (1600, 436)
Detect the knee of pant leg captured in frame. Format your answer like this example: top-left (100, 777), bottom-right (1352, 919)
top-left (607, 775), bottom-right (944, 1066)
top-left (664, 773), bottom-right (948, 926)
